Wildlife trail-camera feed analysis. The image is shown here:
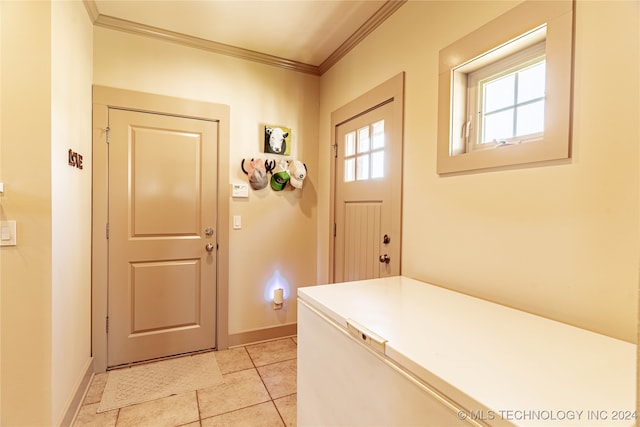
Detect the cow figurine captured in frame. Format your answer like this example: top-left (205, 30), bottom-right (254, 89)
top-left (264, 126), bottom-right (290, 155)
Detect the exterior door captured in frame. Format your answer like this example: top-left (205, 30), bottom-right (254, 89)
top-left (334, 98), bottom-right (402, 282)
top-left (107, 108), bottom-right (218, 367)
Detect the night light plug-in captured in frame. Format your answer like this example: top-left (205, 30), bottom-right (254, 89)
top-left (273, 288), bottom-right (284, 310)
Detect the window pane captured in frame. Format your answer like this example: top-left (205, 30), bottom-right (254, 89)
top-left (518, 61), bottom-right (546, 103)
top-left (345, 132), bottom-right (356, 156)
top-left (344, 158), bottom-right (355, 182)
top-left (484, 74), bottom-right (515, 113)
top-left (371, 150), bottom-right (384, 178)
top-left (356, 154), bottom-right (369, 180)
top-left (372, 120), bottom-right (385, 149)
top-left (483, 109), bottom-right (514, 142)
top-left (357, 127), bottom-right (370, 153)
top-left (516, 100), bottom-right (545, 136)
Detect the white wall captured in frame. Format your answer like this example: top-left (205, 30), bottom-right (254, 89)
top-left (93, 28), bottom-right (319, 338)
top-left (318, 0), bottom-right (639, 343)
top-left (51, 0), bottom-right (93, 423)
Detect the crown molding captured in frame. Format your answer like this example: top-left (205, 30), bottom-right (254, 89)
top-left (85, 0), bottom-right (406, 76)
top-left (82, 0), bottom-right (99, 24)
top-left (318, 0), bottom-right (407, 75)
top-left (93, 14), bottom-right (321, 75)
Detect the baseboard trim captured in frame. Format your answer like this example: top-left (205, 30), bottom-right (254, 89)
top-left (59, 357), bottom-right (94, 427)
top-left (228, 323), bottom-right (297, 348)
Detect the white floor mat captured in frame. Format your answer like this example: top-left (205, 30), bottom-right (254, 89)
top-left (98, 352), bottom-right (224, 413)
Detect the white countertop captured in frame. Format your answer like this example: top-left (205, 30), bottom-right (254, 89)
top-left (298, 276), bottom-right (637, 427)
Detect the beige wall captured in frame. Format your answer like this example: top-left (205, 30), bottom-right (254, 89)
top-left (93, 28), bottom-right (320, 338)
top-left (1, 1), bottom-right (93, 425)
top-left (318, 0), bottom-right (639, 343)
top-left (1, 1), bottom-right (53, 424)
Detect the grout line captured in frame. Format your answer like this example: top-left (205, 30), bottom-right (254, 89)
top-left (195, 388), bottom-right (203, 423)
top-left (255, 365), bottom-right (276, 401)
top-left (272, 399), bottom-right (287, 427)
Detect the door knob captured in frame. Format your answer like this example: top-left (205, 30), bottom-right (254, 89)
top-left (205, 243), bottom-right (215, 252)
top-left (379, 254), bottom-right (390, 264)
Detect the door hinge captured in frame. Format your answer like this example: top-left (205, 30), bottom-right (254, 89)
top-left (106, 223), bottom-right (109, 239)
top-left (104, 126), bottom-right (110, 144)
top-left (332, 144), bottom-right (337, 158)
top-left (334, 223), bottom-right (337, 237)
top-left (106, 316), bottom-right (109, 333)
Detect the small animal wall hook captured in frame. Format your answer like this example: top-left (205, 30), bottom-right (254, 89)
top-left (241, 158), bottom-right (251, 175)
top-left (265, 159), bottom-right (276, 174)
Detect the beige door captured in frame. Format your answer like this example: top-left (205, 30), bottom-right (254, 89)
top-left (108, 108), bottom-right (218, 367)
top-left (334, 99), bottom-right (402, 282)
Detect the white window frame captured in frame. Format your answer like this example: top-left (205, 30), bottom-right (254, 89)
top-left (343, 120), bottom-right (386, 182)
top-left (467, 41), bottom-right (546, 151)
top-left (437, 0), bottom-right (574, 174)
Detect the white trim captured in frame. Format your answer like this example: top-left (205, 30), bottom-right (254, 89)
top-left (58, 357), bottom-right (94, 427)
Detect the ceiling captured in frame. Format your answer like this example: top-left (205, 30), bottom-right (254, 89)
top-left (86, 0), bottom-right (407, 75)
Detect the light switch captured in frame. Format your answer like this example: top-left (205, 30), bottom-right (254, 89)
top-left (233, 215), bottom-right (242, 230)
top-left (0, 220), bottom-right (16, 246)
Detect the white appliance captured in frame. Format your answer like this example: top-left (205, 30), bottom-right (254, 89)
top-left (297, 276), bottom-right (636, 427)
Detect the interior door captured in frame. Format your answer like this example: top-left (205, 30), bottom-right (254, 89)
top-left (334, 100), bottom-right (402, 282)
top-left (107, 108), bottom-right (218, 367)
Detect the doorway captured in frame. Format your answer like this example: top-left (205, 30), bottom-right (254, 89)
top-left (330, 73), bottom-right (404, 282)
top-left (92, 86), bottom-right (230, 371)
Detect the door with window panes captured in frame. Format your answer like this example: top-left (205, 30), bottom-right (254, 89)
top-left (334, 100), bottom-right (401, 282)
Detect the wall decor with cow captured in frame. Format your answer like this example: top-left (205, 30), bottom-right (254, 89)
top-left (264, 125), bottom-right (291, 156)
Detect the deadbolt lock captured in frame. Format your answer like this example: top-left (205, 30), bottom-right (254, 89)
top-left (205, 227), bottom-right (214, 237)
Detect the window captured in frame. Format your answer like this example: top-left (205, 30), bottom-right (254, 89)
top-left (437, 0), bottom-right (574, 174)
top-left (344, 120), bottom-right (385, 182)
top-left (468, 41), bottom-right (546, 150)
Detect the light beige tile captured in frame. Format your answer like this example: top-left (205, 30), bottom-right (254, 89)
top-left (245, 339), bottom-right (297, 367)
top-left (179, 422), bottom-right (201, 427)
top-left (215, 347), bottom-right (254, 374)
top-left (257, 359), bottom-right (297, 399)
top-left (200, 402), bottom-right (284, 427)
top-left (73, 402), bottom-right (117, 427)
top-left (198, 369), bottom-right (271, 419)
top-left (273, 394), bottom-right (296, 427)
top-left (116, 391), bottom-right (199, 427)
top-left (84, 372), bottom-right (108, 405)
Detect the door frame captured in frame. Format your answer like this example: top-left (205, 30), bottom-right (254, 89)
top-left (329, 72), bottom-right (405, 281)
top-left (92, 86), bottom-right (230, 372)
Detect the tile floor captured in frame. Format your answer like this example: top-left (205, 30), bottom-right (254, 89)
top-left (73, 337), bottom-right (297, 427)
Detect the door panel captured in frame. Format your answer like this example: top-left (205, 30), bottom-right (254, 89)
top-left (108, 108), bottom-right (218, 367)
top-left (130, 260), bottom-right (200, 332)
top-left (343, 202), bottom-right (381, 281)
top-left (132, 128), bottom-right (201, 236)
top-left (334, 101), bottom-right (401, 282)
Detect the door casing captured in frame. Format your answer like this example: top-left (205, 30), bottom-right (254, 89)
top-left (329, 72), bottom-right (405, 281)
top-left (92, 86), bottom-right (230, 372)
